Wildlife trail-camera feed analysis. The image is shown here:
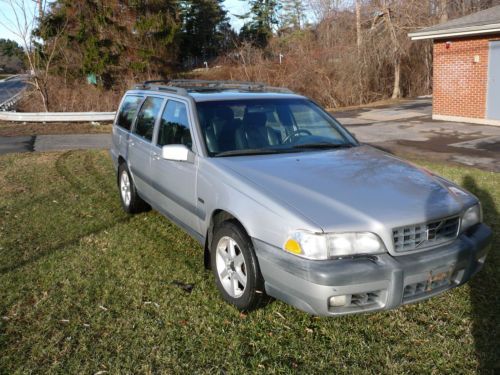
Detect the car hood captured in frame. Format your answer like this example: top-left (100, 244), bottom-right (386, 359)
top-left (214, 145), bottom-right (467, 232)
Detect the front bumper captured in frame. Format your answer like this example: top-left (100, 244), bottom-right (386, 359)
top-left (253, 224), bottom-right (492, 316)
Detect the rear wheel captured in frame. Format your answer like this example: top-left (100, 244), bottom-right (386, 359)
top-left (211, 221), bottom-right (265, 311)
top-left (118, 163), bottom-right (148, 214)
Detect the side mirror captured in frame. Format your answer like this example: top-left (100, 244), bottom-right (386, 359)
top-left (161, 144), bottom-right (195, 163)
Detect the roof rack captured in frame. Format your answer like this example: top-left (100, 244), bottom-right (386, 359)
top-left (133, 79), bottom-right (294, 95)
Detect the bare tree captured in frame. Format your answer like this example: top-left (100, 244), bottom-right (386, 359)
top-left (0, 0), bottom-right (65, 111)
top-left (440, 0), bottom-right (449, 22)
top-left (381, 2), bottom-right (401, 98)
top-left (355, 0), bottom-right (362, 51)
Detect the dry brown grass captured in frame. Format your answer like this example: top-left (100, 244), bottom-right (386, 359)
top-left (191, 23), bottom-right (431, 109)
top-left (16, 76), bottom-right (132, 112)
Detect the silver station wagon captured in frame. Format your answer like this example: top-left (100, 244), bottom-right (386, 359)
top-left (110, 80), bottom-right (492, 316)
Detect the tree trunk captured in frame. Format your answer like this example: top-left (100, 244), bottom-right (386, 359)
top-left (425, 42), bottom-right (432, 94)
top-left (355, 0), bottom-right (362, 52)
top-left (36, 0), bottom-right (44, 20)
top-left (382, 5), bottom-right (401, 99)
top-left (34, 76), bottom-right (49, 112)
top-left (392, 59), bottom-right (401, 99)
top-left (440, 0), bottom-right (448, 23)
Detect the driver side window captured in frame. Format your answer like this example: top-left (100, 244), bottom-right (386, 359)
top-left (157, 101), bottom-right (192, 149)
top-left (133, 96), bottom-right (163, 142)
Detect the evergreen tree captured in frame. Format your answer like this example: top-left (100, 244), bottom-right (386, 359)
top-left (280, 0), bottom-right (306, 30)
top-left (0, 39), bottom-right (25, 73)
top-left (40, 0), bottom-right (182, 85)
top-left (238, 0), bottom-right (279, 47)
top-left (0, 39), bottom-right (25, 59)
top-left (180, 0), bottom-right (234, 64)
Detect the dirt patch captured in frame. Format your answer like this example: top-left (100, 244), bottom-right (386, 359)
top-left (0, 122), bottom-right (112, 137)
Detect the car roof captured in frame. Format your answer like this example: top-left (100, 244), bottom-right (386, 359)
top-left (125, 80), bottom-right (305, 103)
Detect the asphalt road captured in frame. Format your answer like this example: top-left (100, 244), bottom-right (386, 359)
top-left (0, 136), bottom-right (34, 155)
top-left (0, 76), bottom-right (26, 105)
top-left (0, 134), bottom-right (111, 155)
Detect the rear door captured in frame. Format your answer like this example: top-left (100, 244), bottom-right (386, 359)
top-left (128, 96), bottom-right (165, 200)
top-left (487, 40), bottom-right (500, 120)
top-left (150, 99), bottom-right (201, 234)
top-left (112, 94), bottom-right (144, 161)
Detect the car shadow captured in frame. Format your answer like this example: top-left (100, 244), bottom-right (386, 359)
top-left (462, 175), bottom-right (499, 373)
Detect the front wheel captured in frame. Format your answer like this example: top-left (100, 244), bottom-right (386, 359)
top-left (211, 221), bottom-right (265, 311)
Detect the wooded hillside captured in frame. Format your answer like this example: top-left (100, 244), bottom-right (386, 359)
top-left (3, 0), bottom-right (499, 111)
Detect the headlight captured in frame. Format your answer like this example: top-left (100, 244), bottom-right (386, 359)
top-left (461, 204), bottom-right (482, 232)
top-left (284, 231), bottom-right (386, 260)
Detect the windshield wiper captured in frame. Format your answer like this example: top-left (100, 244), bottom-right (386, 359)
top-left (215, 148), bottom-right (281, 157)
top-left (292, 142), bottom-right (353, 149)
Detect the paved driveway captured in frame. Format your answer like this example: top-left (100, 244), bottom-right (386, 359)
top-left (333, 98), bottom-right (500, 172)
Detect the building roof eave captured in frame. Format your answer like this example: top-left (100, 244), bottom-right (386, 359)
top-left (409, 23), bottom-right (500, 40)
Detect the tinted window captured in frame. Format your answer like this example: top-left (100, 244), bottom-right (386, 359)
top-left (116, 95), bottom-right (143, 130)
top-left (133, 97), bottom-right (164, 141)
top-left (157, 101), bottom-right (192, 148)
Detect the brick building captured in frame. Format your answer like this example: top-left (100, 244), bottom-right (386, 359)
top-left (409, 6), bottom-right (500, 126)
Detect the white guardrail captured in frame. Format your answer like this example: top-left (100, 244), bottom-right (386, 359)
top-left (0, 90), bottom-right (25, 111)
top-left (0, 111), bottom-right (116, 122)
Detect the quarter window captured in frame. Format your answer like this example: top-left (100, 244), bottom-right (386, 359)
top-left (133, 97), bottom-right (164, 141)
top-left (116, 95), bottom-right (143, 131)
top-left (157, 101), bottom-right (192, 149)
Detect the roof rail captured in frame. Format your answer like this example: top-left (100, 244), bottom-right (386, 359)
top-left (169, 79), bottom-right (294, 93)
top-left (133, 79), bottom-right (294, 95)
top-left (143, 79), bottom-right (171, 85)
top-left (134, 80), bottom-right (188, 96)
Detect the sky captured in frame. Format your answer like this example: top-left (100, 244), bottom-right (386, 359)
top-left (0, 0), bottom-right (38, 45)
top-left (223, 0), bottom-right (249, 31)
top-left (0, 0), bottom-right (254, 45)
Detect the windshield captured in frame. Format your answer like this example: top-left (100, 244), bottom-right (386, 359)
top-left (196, 98), bottom-right (357, 157)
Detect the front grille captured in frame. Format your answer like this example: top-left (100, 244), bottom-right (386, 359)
top-left (393, 216), bottom-right (459, 253)
top-left (350, 291), bottom-right (382, 307)
top-left (403, 279), bottom-right (451, 301)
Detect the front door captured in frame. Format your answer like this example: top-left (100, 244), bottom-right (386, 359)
top-left (487, 41), bottom-right (500, 120)
top-left (150, 99), bottom-right (201, 235)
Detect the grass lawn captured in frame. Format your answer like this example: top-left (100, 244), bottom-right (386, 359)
top-left (0, 150), bottom-right (498, 374)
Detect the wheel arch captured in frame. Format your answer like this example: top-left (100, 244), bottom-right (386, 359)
top-left (204, 209), bottom-right (252, 270)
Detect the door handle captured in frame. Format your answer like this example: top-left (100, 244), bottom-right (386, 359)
top-left (128, 140), bottom-right (135, 146)
top-left (152, 152), bottom-right (161, 161)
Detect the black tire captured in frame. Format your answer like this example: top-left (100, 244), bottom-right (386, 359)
top-left (211, 221), bottom-right (265, 311)
top-left (117, 163), bottom-right (148, 214)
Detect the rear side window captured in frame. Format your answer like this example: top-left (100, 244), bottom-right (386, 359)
top-left (157, 101), bottom-right (192, 149)
top-left (133, 97), bottom-right (164, 141)
top-left (116, 95), bottom-right (143, 131)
